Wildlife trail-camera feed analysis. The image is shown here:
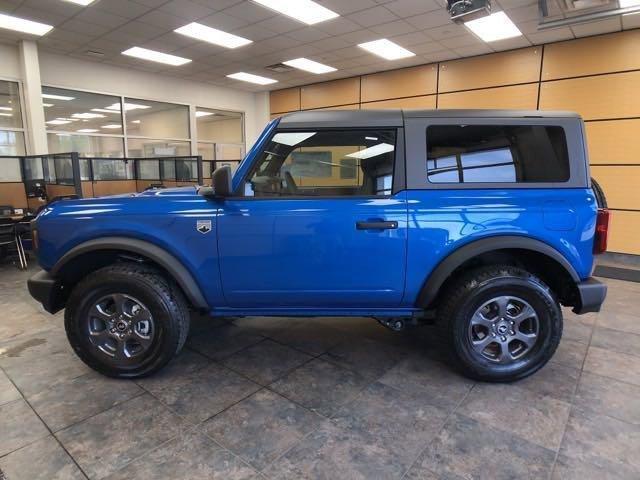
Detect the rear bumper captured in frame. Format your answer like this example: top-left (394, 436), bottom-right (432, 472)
top-left (572, 277), bottom-right (607, 314)
top-left (27, 270), bottom-right (65, 314)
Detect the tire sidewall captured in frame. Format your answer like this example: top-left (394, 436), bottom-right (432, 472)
top-left (450, 275), bottom-right (562, 381)
top-left (65, 273), bottom-right (177, 377)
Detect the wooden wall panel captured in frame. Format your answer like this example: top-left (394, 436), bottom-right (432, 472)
top-left (92, 181), bottom-right (136, 197)
top-left (270, 87), bottom-right (300, 114)
top-left (81, 181), bottom-right (94, 198)
top-left (539, 71), bottom-right (640, 120)
top-left (591, 166), bottom-right (640, 211)
top-left (46, 184), bottom-right (76, 198)
top-left (607, 210), bottom-right (640, 255)
top-left (543, 30), bottom-right (640, 81)
top-left (300, 78), bottom-right (360, 110)
top-left (439, 47), bottom-right (541, 93)
top-left (586, 119), bottom-right (640, 165)
top-left (360, 95), bottom-right (436, 110)
top-left (0, 183), bottom-right (27, 209)
top-left (311, 104), bottom-right (359, 111)
top-left (438, 84), bottom-right (539, 110)
top-left (361, 64), bottom-right (437, 103)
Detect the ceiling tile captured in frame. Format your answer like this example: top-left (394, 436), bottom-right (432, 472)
top-left (12, 5), bottom-right (68, 26)
top-left (221, 2), bottom-right (276, 23)
top-left (525, 26), bottom-right (574, 44)
top-left (314, 17), bottom-right (362, 35)
top-left (137, 10), bottom-right (190, 30)
top-left (427, 23), bottom-right (470, 40)
top-left (442, 31), bottom-right (483, 48)
top-left (73, 9), bottom-right (130, 29)
top-left (253, 15), bottom-right (301, 34)
top-left (286, 27), bottom-right (332, 43)
top-left (347, 6), bottom-right (399, 27)
top-left (232, 23), bottom-right (278, 42)
top-left (405, 8), bottom-right (452, 29)
top-left (58, 18), bottom-right (111, 37)
top-left (490, 35), bottom-right (532, 51)
top-left (96, 0), bottom-right (152, 19)
top-left (453, 43), bottom-right (493, 56)
top-left (159, 0), bottom-right (216, 20)
top-left (570, 17), bottom-right (621, 38)
top-left (336, 29), bottom-right (380, 44)
top-left (369, 19), bottom-right (416, 36)
top-left (316, 0), bottom-right (380, 15)
top-left (389, 30), bottom-right (431, 46)
top-left (384, 0), bottom-right (441, 17)
top-left (409, 40), bottom-right (448, 54)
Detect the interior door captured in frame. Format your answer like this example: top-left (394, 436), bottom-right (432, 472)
top-left (216, 127), bottom-right (408, 308)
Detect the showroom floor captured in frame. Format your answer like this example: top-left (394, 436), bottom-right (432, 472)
top-left (0, 264), bottom-right (639, 480)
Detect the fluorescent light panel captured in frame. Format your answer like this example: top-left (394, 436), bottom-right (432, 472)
top-left (72, 112), bottom-right (105, 119)
top-left (283, 58), bottom-right (336, 74)
top-left (227, 72), bottom-right (277, 85)
top-left (464, 11), bottom-right (522, 42)
top-left (62, 0), bottom-right (96, 5)
top-left (0, 13), bottom-right (53, 36)
top-left (46, 119), bottom-right (72, 125)
top-left (122, 47), bottom-right (191, 66)
top-left (0, 113), bottom-right (12, 117)
top-left (91, 108), bottom-right (120, 113)
top-left (175, 23), bottom-right (252, 48)
top-left (104, 103), bottom-right (150, 111)
top-left (0, 107), bottom-right (12, 111)
top-left (101, 124), bottom-right (121, 129)
top-left (346, 143), bottom-right (395, 159)
top-left (252, 0), bottom-right (338, 25)
top-left (358, 39), bottom-right (415, 60)
top-left (77, 128), bottom-right (98, 133)
top-left (42, 93), bottom-right (75, 101)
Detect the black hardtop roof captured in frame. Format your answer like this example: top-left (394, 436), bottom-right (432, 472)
top-left (277, 109), bottom-right (581, 129)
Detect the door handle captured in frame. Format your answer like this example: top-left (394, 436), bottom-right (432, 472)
top-left (356, 220), bottom-right (398, 230)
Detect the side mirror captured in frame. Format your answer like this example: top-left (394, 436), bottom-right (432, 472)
top-left (199, 165), bottom-right (232, 198)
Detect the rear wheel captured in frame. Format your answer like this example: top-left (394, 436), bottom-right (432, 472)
top-left (438, 265), bottom-right (562, 382)
top-left (65, 264), bottom-right (190, 378)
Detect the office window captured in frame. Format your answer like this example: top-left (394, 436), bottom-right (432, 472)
top-left (426, 125), bottom-right (570, 184)
top-left (245, 129), bottom-right (396, 197)
top-left (0, 80), bottom-right (25, 156)
top-left (126, 138), bottom-right (190, 158)
top-left (125, 98), bottom-right (189, 140)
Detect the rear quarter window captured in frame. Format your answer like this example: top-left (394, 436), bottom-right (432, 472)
top-left (426, 125), bottom-right (570, 184)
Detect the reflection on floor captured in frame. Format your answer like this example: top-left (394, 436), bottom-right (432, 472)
top-left (0, 262), bottom-right (639, 479)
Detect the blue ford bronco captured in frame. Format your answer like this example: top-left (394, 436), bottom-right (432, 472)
top-left (28, 109), bottom-right (609, 382)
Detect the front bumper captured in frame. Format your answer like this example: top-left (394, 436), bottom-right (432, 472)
top-left (27, 270), bottom-right (65, 314)
top-left (572, 277), bottom-right (607, 314)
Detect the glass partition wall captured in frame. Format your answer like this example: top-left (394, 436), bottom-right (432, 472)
top-left (0, 80), bottom-right (26, 156)
top-left (43, 87), bottom-right (245, 173)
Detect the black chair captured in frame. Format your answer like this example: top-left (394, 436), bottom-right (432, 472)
top-left (0, 205), bottom-right (13, 217)
top-left (0, 219), bottom-right (26, 270)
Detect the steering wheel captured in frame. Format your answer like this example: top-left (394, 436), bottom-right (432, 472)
top-left (283, 171), bottom-right (298, 194)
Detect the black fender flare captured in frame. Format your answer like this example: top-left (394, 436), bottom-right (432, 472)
top-left (51, 237), bottom-right (209, 309)
top-left (416, 235), bottom-right (580, 308)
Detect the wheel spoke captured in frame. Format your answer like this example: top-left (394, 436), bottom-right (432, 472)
top-left (471, 311), bottom-right (494, 329)
top-left (495, 296), bottom-right (510, 317)
top-left (90, 304), bottom-right (113, 323)
top-left (514, 332), bottom-right (537, 349)
top-left (510, 305), bottom-right (536, 326)
top-left (472, 335), bottom-right (495, 354)
top-left (497, 344), bottom-right (515, 364)
top-left (132, 329), bottom-right (153, 350)
top-left (88, 328), bottom-right (110, 341)
top-left (112, 294), bottom-right (128, 316)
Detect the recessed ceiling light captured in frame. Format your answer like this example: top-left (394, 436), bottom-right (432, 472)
top-left (77, 128), bottom-right (99, 133)
top-left (72, 112), bottom-right (105, 119)
top-left (0, 107), bottom-right (12, 111)
top-left (283, 58), bottom-right (336, 74)
top-left (252, 0), bottom-right (339, 25)
top-left (358, 39), bottom-right (415, 60)
top-left (464, 11), bottom-right (522, 42)
top-left (227, 72), bottom-right (277, 85)
top-left (101, 124), bottom-right (122, 129)
top-left (42, 93), bottom-right (75, 101)
top-left (195, 111), bottom-right (214, 117)
top-left (46, 119), bottom-right (72, 125)
top-left (104, 103), bottom-right (151, 111)
top-left (62, 0), bottom-right (96, 5)
top-left (175, 23), bottom-right (252, 49)
top-left (43, 103), bottom-right (54, 107)
top-left (346, 143), bottom-right (395, 159)
top-left (122, 47), bottom-right (191, 66)
top-left (91, 108), bottom-right (120, 114)
top-left (131, 120), bottom-right (141, 124)
top-left (0, 13), bottom-right (53, 36)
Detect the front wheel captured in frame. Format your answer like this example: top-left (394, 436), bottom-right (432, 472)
top-left (438, 265), bottom-right (562, 382)
top-left (65, 264), bottom-right (190, 378)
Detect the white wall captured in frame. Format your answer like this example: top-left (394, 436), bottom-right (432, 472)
top-left (0, 41), bottom-right (271, 150)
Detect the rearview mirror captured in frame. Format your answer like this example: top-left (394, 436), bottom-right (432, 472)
top-left (199, 165), bottom-right (232, 198)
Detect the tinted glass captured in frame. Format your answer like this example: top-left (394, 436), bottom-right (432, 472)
top-left (0, 80), bottom-right (23, 129)
top-left (196, 108), bottom-right (243, 143)
top-left (125, 98), bottom-right (189, 139)
top-left (48, 133), bottom-right (124, 157)
top-left (427, 125), bottom-right (570, 184)
top-left (245, 129), bottom-right (396, 197)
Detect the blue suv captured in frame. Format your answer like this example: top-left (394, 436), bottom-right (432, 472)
top-left (28, 109), bottom-right (609, 382)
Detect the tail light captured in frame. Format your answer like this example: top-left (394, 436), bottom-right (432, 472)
top-left (593, 209), bottom-right (610, 255)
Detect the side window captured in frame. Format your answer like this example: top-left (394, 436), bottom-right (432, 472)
top-left (244, 129), bottom-right (396, 197)
top-left (426, 125), bottom-right (570, 184)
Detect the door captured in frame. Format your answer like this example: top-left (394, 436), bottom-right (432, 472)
top-left (217, 127), bottom-right (408, 308)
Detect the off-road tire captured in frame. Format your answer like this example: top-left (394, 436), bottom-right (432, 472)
top-left (65, 263), bottom-right (190, 378)
top-left (438, 265), bottom-right (562, 382)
